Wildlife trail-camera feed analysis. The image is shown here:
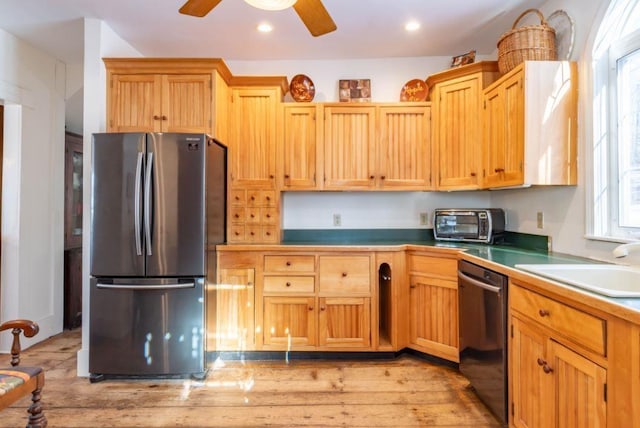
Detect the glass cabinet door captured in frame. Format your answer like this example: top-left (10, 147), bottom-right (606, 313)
top-left (65, 132), bottom-right (83, 249)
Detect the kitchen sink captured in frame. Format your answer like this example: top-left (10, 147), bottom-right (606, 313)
top-left (515, 264), bottom-right (640, 298)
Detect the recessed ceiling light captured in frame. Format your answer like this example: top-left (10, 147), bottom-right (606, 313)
top-left (405, 20), bottom-right (420, 32)
top-left (257, 22), bottom-right (274, 33)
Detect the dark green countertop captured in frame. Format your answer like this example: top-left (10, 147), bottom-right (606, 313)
top-left (280, 228), bottom-right (640, 316)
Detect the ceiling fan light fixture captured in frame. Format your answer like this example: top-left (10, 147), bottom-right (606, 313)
top-left (244, 0), bottom-right (297, 11)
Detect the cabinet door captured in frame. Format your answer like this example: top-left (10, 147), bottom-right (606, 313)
top-left (435, 76), bottom-right (482, 190)
top-left (549, 340), bottom-right (607, 428)
top-left (510, 316), bottom-right (553, 428)
top-left (229, 88), bottom-right (278, 188)
top-left (318, 297), bottom-right (370, 348)
top-left (207, 267), bottom-right (255, 351)
top-left (378, 106), bottom-right (432, 190)
top-left (409, 275), bottom-right (459, 361)
top-left (263, 296), bottom-right (316, 347)
top-left (483, 71), bottom-right (524, 187)
top-left (162, 74), bottom-right (212, 133)
top-left (108, 74), bottom-right (162, 132)
top-left (323, 106), bottom-right (376, 189)
top-left (282, 105), bottom-right (319, 189)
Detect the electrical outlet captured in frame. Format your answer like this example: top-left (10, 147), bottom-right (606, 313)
top-left (536, 211), bottom-right (544, 229)
top-left (333, 214), bottom-right (341, 227)
top-left (419, 212), bottom-right (428, 225)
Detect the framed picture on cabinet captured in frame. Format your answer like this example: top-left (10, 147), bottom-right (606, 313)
top-left (339, 79), bottom-right (371, 102)
top-left (451, 50), bottom-right (476, 68)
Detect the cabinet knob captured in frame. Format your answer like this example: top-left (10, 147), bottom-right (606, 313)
top-left (320, 305), bottom-right (326, 311)
top-left (269, 174), bottom-right (275, 179)
top-left (250, 231), bottom-right (255, 236)
top-left (265, 196), bottom-right (271, 201)
top-left (234, 231), bottom-right (240, 236)
top-left (370, 175), bottom-right (375, 180)
top-left (161, 115), bottom-right (167, 121)
top-left (284, 174), bottom-right (290, 179)
top-left (542, 364), bottom-right (553, 374)
top-left (380, 175), bottom-right (386, 180)
top-left (234, 214), bottom-right (240, 218)
top-left (308, 306), bottom-right (314, 311)
top-left (538, 309), bottom-right (550, 317)
top-left (250, 214), bottom-right (255, 218)
top-left (410, 284), bottom-right (416, 289)
top-left (286, 261), bottom-right (291, 266)
top-left (286, 282), bottom-right (291, 287)
top-left (342, 272), bottom-right (348, 277)
top-left (537, 358), bottom-right (546, 366)
top-left (250, 196), bottom-right (256, 201)
top-left (266, 214), bottom-right (271, 218)
top-left (494, 168), bottom-right (505, 173)
top-left (470, 172), bottom-right (477, 177)
top-left (266, 231), bottom-right (271, 236)
top-left (153, 115), bottom-right (161, 120)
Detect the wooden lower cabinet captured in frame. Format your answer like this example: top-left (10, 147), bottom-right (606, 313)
top-left (263, 296), bottom-right (316, 347)
top-left (510, 316), bottom-right (606, 428)
top-left (509, 283), bottom-right (607, 428)
top-left (407, 251), bottom-right (459, 362)
top-left (207, 267), bottom-right (255, 351)
top-left (208, 251), bottom-right (258, 351)
top-left (318, 297), bottom-right (371, 348)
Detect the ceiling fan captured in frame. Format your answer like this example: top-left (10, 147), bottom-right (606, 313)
top-left (179, 0), bottom-right (337, 37)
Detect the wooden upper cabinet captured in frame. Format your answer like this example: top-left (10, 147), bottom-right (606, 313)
top-left (229, 87), bottom-right (279, 189)
top-left (323, 105), bottom-right (376, 189)
top-left (104, 58), bottom-right (230, 134)
top-left (281, 104), bottom-right (320, 190)
top-left (109, 74), bottom-right (162, 132)
top-left (482, 61), bottom-right (578, 188)
top-left (483, 71), bottom-right (524, 188)
top-left (378, 105), bottom-right (432, 190)
top-left (108, 73), bottom-right (212, 133)
top-left (162, 74), bottom-right (212, 133)
top-left (427, 62), bottom-right (500, 190)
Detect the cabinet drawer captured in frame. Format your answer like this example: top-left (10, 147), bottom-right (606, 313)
top-left (261, 208), bottom-right (278, 224)
top-left (511, 284), bottom-right (606, 356)
top-left (264, 255), bottom-right (315, 272)
top-left (246, 207), bottom-right (261, 223)
top-left (264, 276), bottom-right (315, 293)
top-left (229, 207), bottom-right (245, 223)
top-left (319, 255), bottom-right (371, 295)
top-left (262, 226), bottom-right (279, 243)
top-left (229, 224), bottom-right (245, 241)
top-left (408, 255), bottom-right (457, 279)
top-left (230, 190), bottom-right (246, 206)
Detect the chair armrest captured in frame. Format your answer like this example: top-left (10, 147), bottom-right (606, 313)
top-left (0, 319), bottom-right (39, 367)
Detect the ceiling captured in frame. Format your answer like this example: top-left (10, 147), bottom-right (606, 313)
top-left (0, 0), bottom-right (547, 64)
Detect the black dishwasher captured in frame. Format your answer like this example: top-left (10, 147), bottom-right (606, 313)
top-left (458, 260), bottom-right (508, 426)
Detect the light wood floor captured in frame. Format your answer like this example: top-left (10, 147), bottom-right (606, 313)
top-left (1, 329), bottom-right (500, 427)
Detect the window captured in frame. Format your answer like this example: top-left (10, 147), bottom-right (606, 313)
top-left (591, 0), bottom-right (640, 241)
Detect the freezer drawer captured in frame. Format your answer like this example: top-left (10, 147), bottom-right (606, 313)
top-left (89, 277), bottom-right (205, 377)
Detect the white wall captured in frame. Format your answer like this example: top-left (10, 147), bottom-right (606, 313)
top-left (0, 28), bottom-right (66, 351)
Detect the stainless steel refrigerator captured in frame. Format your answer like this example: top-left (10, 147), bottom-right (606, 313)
top-left (89, 132), bottom-right (226, 379)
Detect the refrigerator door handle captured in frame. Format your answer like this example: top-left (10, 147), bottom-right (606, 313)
top-left (144, 152), bottom-right (154, 256)
top-left (134, 152), bottom-right (144, 256)
top-left (96, 282), bottom-right (195, 290)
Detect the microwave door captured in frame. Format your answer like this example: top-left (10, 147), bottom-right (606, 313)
top-left (436, 214), bottom-right (478, 238)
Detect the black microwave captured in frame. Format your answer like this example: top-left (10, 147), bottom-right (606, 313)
top-left (433, 208), bottom-right (505, 244)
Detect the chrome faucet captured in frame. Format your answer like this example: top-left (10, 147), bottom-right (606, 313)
top-left (613, 242), bottom-right (640, 258)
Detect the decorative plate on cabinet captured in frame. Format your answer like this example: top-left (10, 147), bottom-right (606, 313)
top-left (290, 74), bottom-right (315, 102)
top-left (400, 79), bottom-right (429, 102)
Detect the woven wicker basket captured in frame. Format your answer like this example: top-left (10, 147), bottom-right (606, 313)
top-left (497, 9), bottom-right (557, 74)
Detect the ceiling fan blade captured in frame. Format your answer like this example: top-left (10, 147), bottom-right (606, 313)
top-left (293, 0), bottom-right (337, 37)
top-left (179, 0), bottom-right (224, 17)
